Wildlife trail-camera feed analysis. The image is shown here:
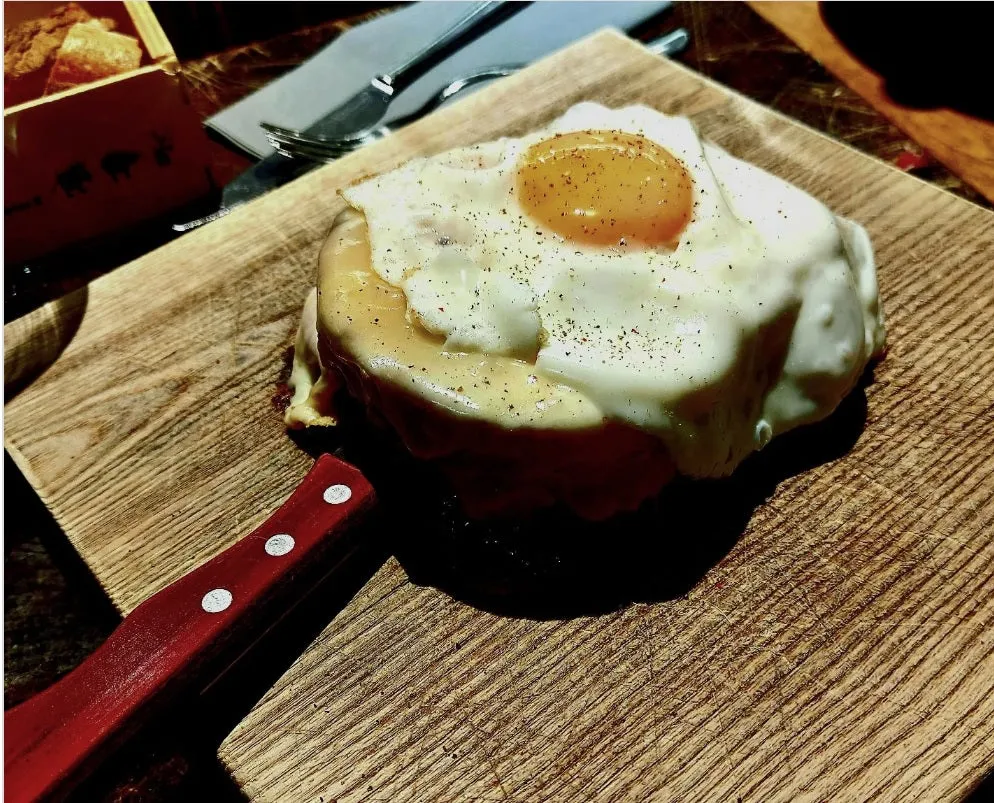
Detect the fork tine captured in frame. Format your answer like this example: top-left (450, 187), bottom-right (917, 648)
top-left (262, 125), bottom-right (322, 149)
top-left (265, 130), bottom-right (363, 160)
top-left (261, 122), bottom-right (368, 149)
top-left (267, 123), bottom-right (381, 160)
top-left (269, 135), bottom-right (358, 163)
top-left (272, 142), bottom-right (339, 163)
top-left (264, 126), bottom-right (332, 153)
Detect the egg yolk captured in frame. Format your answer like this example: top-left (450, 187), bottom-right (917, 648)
top-left (515, 130), bottom-right (693, 248)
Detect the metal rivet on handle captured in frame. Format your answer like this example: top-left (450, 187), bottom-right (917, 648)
top-left (323, 484), bottom-right (352, 505)
top-left (201, 588), bottom-right (233, 613)
top-left (265, 533), bottom-right (295, 556)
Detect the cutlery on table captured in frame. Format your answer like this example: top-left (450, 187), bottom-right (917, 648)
top-left (174, 1), bottom-right (525, 233)
top-left (263, 27), bottom-right (691, 163)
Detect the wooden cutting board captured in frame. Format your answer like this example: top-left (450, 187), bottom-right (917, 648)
top-left (6, 30), bottom-right (994, 802)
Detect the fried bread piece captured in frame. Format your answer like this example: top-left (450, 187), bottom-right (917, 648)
top-left (44, 20), bottom-right (141, 95)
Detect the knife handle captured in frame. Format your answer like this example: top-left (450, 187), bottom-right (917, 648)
top-left (382, 1), bottom-right (524, 94)
top-left (4, 454), bottom-right (376, 803)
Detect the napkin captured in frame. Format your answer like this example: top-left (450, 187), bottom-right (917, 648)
top-left (206, 1), bottom-right (673, 159)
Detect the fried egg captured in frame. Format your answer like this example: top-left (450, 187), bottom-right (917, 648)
top-left (287, 103), bottom-right (885, 514)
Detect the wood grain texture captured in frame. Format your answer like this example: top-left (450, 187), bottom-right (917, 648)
top-left (748, 1), bottom-right (994, 204)
top-left (5, 30), bottom-right (994, 802)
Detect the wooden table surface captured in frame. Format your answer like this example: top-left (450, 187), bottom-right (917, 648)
top-left (749, 1), bottom-right (994, 205)
top-left (5, 3), bottom-right (992, 801)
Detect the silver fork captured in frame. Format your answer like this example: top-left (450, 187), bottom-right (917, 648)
top-left (263, 27), bottom-right (691, 164)
top-left (262, 65), bottom-right (520, 162)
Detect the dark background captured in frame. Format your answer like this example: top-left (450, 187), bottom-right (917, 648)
top-left (151, 1), bottom-right (396, 60)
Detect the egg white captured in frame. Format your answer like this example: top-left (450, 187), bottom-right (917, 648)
top-left (333, 103), bottom-right (885, 477)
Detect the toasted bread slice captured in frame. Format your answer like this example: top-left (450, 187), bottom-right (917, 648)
top-left (4, 3), bottom-right (118, 105)
top-left (4, 3), bottom-right (100, 79)
top-left (44, 20), bottom-right (141, 95)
